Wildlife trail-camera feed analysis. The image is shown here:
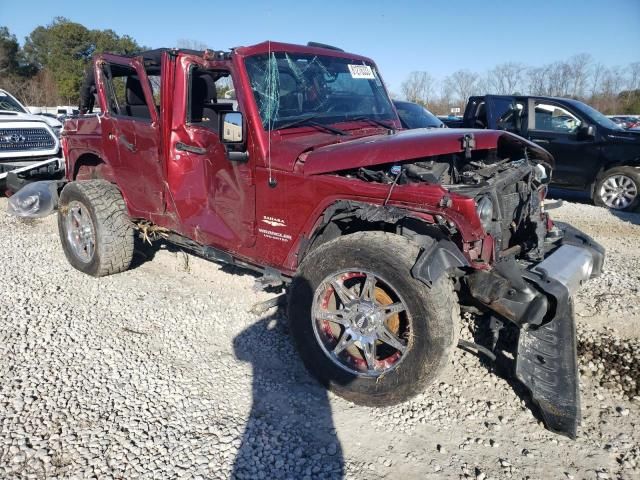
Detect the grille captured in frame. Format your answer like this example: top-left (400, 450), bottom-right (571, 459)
top-left (498, 180), bottom-right (531, 249)
top-left (0, 127), bottom-right (56, 153)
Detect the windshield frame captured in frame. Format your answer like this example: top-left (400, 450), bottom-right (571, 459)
top-left (568, 99), bottom-right (624, 131)
top-left (0, 90), bottom-right (28, 113)
top-left (242, 51), bottom-right (399, 132)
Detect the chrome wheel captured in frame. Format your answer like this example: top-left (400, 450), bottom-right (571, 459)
top-left (64, 200), bottom-right (96, 263)
top-left (311, 270), bottom-right (410, 377)
top-left (599, 174), bottom-right (638, 209)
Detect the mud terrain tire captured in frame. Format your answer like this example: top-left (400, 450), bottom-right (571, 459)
top-left (58, 180), bottom-right (134, 277)
top-left (288, 232), bottom-right (459, 406)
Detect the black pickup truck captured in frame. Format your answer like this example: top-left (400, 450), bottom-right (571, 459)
top-left (442, 95), bottom-right (640, 211)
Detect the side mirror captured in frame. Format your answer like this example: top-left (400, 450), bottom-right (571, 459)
top-left (29, 106), bottom-right (42, 115)
top-left (578, 124), bottom-right (596, 140)
top-left (220, 111), bottom-right (248, 162)
top-left (220, 111), bottom-right (244, 143)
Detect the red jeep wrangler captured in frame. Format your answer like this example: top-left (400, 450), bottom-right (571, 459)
top-left (59, 41), bottom-right (604, 438)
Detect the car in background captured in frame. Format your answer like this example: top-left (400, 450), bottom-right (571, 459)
top-left (0, 89), bottom-right (64, 193)
top-left (437, 114), bottom-right (464, 128)
top-left (609, 116), bottom-right (640, 130)
top-left (55, 106), bottom-right (80, 121)
top-left (440, 94), bottom-right (640, 211)
top-left (393, 100), bottom-right (445, 129)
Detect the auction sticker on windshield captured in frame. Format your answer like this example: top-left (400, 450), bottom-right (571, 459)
top-left (348, 64), bottom-right (375, 79)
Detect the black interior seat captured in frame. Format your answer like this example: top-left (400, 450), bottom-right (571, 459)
top-left (191, 73), bottom-right (234, 131)
top-left (124, 76), bottom-right (151, 119)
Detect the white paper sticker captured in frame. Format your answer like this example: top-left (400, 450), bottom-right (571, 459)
top-left (348, 64), bottom-right (375, 79)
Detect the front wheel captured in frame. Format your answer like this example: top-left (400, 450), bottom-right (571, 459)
top-left (593, 167), bottom-right (640, 211)
top-left (288, 232), bottom-right (459, 407)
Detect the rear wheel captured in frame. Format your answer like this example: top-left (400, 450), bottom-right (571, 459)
top-left (593, 167), bottom-right (640, 211)
top-left (288, 232), bottom-right (459, 406)
top-left (58, 180), bottom-right (134, 277)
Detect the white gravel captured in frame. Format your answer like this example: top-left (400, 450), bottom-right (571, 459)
top-left (0, 196), bottom-right (638, 479)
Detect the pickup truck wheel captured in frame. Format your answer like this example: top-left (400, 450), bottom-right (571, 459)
top-left (58, 180), bottom-right (134, 277)
top-left (593, 167), bottom-right (640, 211)
top-left (288, 232), bottom-right (459, 406)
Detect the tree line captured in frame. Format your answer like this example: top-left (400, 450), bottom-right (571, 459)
top-left (401, 54), bottom-right (640, 115)
top-left (0, 17), bottom-right (143, 106)
top-left (1, 17), bottom-right (638, 114)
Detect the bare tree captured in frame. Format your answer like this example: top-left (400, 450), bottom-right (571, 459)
top-left (567, 53), bottom-right (592, 97)
top-left (486, 62), bottom-right (525, 94)
top-left (526, 65), bottom-right (548, 95)
top-left (590, 62), bottom-right (607, 96)
top-left (627, 61), bottom-right (640, 91)
top-left (444, 70), bottom-right (480, 105)
top-left (401, 71), bottom-right (436, 107)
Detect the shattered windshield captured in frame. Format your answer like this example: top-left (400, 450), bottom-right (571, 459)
top-left (244, 52), bottom-right (396, 130)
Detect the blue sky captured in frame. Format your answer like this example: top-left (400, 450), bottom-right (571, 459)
top-left (1, 0), bottom-right (639, 93)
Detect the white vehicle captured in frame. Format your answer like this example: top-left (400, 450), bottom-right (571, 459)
top-left (0, 89), bottom-right (64, 192)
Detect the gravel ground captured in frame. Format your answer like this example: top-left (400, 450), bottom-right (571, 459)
top-left (0, 196), bottom-right (638, 479)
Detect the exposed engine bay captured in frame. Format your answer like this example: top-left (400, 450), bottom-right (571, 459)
top-left (338, 149), bottom-right (551, 259)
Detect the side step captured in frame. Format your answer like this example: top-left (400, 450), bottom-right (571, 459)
top-left (516, 277), bottom-right (580, 438)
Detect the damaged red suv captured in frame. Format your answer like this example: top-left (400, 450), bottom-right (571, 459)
top-left (58, 41), bottom-right (604, 438)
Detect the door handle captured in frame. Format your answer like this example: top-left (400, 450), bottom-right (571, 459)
top-left (176, 142), bottom-right (207, 155)
top-left (118, 135), bottom-right (136, 152)
top-left (531, 139), bottom-right (549, 144)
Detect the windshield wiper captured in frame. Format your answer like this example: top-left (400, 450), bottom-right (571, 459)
top-left (276, 115), bottom-right (348, 136)
top-left (348, 115), bottom-right (396, 132)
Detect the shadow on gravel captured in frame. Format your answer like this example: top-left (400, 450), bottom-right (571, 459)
top-left (609, 210), bottom-right (640, 226)
top-left (548, 187), bottom-right (640, 224)
top-left (548, 187), bottom-right (592, 205)
top-left (232, 304), bottom-right (344, 479)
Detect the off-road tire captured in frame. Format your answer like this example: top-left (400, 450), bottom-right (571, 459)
top-left (288, 232), bottom-right (460, 406)
top-left (593, 166), bottom-right (640, 211)
top-left (58, 180), bottom-right (134, 277)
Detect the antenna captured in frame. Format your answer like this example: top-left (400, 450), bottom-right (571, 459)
top-left (267, 40), bottom-right (277, 188)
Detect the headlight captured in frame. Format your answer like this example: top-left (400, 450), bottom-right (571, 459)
top-left (476, 196), bottom-right (494, 231)
top-left (52, 126), bottom-right (62, 138)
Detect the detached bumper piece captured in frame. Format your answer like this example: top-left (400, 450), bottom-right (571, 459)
top-left (519, 227), bottom-right (604, 438)
top-left (516, 276), bottom-right (579, 438)
top-left (465, 223), bottom-right (605, 438)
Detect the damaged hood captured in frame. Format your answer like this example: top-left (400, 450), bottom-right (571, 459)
top-left (300, 128), bottom-right (554, 175)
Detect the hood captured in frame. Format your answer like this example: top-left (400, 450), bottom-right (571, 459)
top-left (0, 110), bottom-right (62, 129)
top-left (300, 128), bottom-right (554, 175)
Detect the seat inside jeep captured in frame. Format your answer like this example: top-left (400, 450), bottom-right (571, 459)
top-left (189, 70), bottom-right (234, 131)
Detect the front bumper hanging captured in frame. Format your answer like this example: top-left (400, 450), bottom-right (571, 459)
top-left (515, 223), bottom-right (604, 438)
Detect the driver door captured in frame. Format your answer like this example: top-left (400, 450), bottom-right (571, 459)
top-left (164, 54), bottom-right (256, 250)
top-left (524, 100), bottom-right (598, 188)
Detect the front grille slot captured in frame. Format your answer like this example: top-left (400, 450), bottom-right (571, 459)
top-left (499, 180), bottom-right (533, 250)
top-left (0, 128), bottom-right (56, 152)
